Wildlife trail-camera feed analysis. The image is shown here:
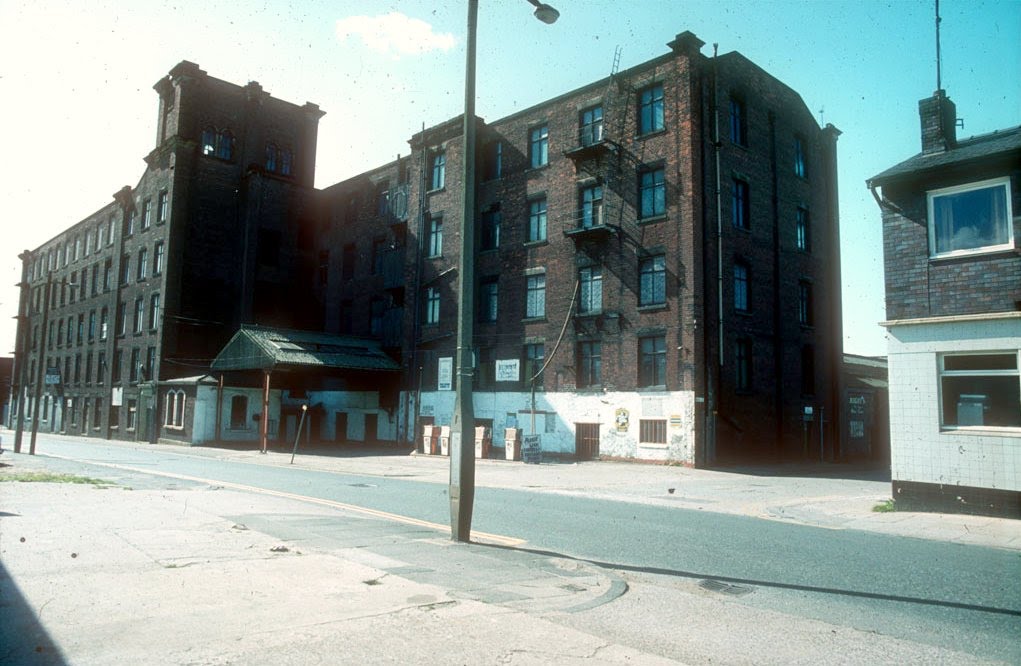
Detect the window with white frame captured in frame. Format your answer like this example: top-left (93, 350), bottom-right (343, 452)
top-left (639, 419), bottom-right (667, 444)
top-left (164, 389), bottom-right (186, 429)
top-left (928, 177), bottom-right (1013, 257)
top-left (579, 105), bottom-right (603, 146)
top-left (430, 151), bottom-right (446, 190)
top-left (939, 352), bottom-right (1020, 429)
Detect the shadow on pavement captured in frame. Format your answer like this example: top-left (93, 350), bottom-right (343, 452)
top-left (475, 542), bottom-right (1021, 618)
top-left (716, 461), bottom-right (891, 482)
top-left (198, 441), bottom-right (416, 458)
top-left (0, 560), bottom-right (68, 665)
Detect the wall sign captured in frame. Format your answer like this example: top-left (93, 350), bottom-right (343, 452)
top-left (495, 359), bottom-right (520, 382)
top-left (438, 357), bottom-right (453, 391)
top-left (615, 407), bottom-right (629, 432)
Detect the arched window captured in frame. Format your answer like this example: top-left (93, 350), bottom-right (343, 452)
top-left (163, 389), bottom-right (186, 428)
top-left (265, 143), bottom-right (277, 172)
top-left (216, 130), bottom-right (233, 160)
top-left (201, 128), bottom-right (216, 156)
top-left (280, 148), bottom-right (293, 176)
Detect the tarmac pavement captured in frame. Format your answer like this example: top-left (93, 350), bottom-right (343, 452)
top-left (1, 432), bottom-right (1018, 664)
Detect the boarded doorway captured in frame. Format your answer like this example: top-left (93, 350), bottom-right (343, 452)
top-left (575, 423), bottom-right (600, 460)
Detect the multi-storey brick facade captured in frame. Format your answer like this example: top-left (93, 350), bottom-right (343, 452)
top-left (12, 30), bottom-right (843, 466)
top-left (869, 90), bottom-right (1021, 517)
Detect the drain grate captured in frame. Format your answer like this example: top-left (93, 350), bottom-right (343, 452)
top-left (699, 579), bottom-right (754, 596)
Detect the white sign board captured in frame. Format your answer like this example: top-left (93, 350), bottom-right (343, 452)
top-left (438, 357), bottom-right (453, 391)
top-left (495, 359), bottom-right (520, 382)
top-left (111, 386), bottom-right (123, 407)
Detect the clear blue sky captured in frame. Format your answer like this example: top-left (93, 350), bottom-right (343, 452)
top-left (1, 0), bottom-right (1018, 358)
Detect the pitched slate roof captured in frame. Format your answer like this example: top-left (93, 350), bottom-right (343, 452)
top-left (868, 125), bottom-right (1021, 186)
top-left (210, 326), bottom-right (400, 373)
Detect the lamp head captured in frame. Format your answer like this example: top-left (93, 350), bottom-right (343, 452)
top-left (533, 3), bottom-right (559, 24)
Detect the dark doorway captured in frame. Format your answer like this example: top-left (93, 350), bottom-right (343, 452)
top-left (335, 412), bottom-right (348, 442)
top-left (575, 423), bottom-right (600, 460)
top-left (364, 413), bottom-right (378, 444)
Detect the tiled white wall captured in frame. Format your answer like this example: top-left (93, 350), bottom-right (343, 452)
top-left (413, 389), bottom-right (697, 464)
top-left (887, 316), bottom-right (1021, 492)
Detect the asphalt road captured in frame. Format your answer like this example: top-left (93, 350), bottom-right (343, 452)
top-left (24, 437), bottom-right (1021, 663)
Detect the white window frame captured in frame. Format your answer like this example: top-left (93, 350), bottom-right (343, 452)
top-left (927, 177), bottom-right (1014, 259)
top-left (164, 389), bottom-right (186, 429)
top-left (938, 351), bottom-right (1021, 432)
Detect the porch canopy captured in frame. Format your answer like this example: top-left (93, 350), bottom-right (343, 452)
top-left (210, 325), bottom-right (401, 374)
top-left (210, 325), bottom-right (400, 452)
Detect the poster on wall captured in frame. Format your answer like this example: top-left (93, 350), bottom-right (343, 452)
top-left (111, 386), bottom-right (123, 407)
top-left (438, 357), bottom-right (453, 391)
top-left (495, 359), bottom-right (520, 382)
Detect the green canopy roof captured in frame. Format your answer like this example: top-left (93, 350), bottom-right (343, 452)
top-left (210, 325), bottom-right (401, 373)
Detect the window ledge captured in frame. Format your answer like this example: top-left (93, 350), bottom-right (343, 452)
top-left (638, 386), bottom-right (668, 393)
top-left (523, 239), bottom-right (549, 248)
top-left (638, 442), bottom-right (668, 449)
top-left (929, 247), bottom-right (1019, 264)
top-left (426, 187), bottom-right (446, 195)
top-left (638, 214), bottom-right (668, 225)
top-left (575, 311), bottom-right (603, 319)
top-left (638, 303), bottom-right (667, 313)
top-left (940, 426), bottom-right (1021, 438)
top-left (525, 164), bottom-right (550, 176)
top-left (636, 128), bottom-right (668, 140)
top-left (522, 316), bottom-right (547, 324)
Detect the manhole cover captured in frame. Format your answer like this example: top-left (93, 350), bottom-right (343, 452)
top-left (699, 579), bottom-right (754, 596)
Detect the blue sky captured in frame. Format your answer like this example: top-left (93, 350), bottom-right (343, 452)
top-left (1, 0), bottom-right (1018, 358)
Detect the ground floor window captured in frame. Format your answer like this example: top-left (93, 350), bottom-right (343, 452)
top-left (939, 352), bottom-right (1020, 428)
top-left (639, 419), bottom-right (667, 444)
top-left (164, 390), bottom-right (186, 429)
top-left (230, 395), bottom-right (248, 429)
top-left (127, 399), bottom-right (137, 431)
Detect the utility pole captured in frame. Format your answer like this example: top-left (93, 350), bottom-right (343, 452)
top-left (13, 250), bottom-right (32, 453)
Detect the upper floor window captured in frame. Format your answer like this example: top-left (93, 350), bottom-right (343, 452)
top-left (427, 216), bottom-right (443, 257)
top-left (318, 250), bottom-right (329, 287)
top-left (202, 127), bottom-right (234, 160)
top-left (732, 179), bottom-right (750, 230)
top-left (481, 208), bottom-right (501, 251)
top-left (576, 340), bottom-right (602, 388)
top-left (142, 198), bottom-right (152, 230)
top-left (265, 144), bottom-right (294, 176)
top-left (480, 278), bottom-right (498, 323)
top-left (526, 273), bottom-right (546, 319)
top-left (529, 124), bottom-right (549, 168)
top-left (153, 241), bottom-right (165, 276)
top-left (927, 177), bottom-right (1014, 258)
top-left (639, 255), bottom-right (666, 306)
top-left (734, 260), bottom-right (750, 312)
top-left (484, 141), bottom-right (502, 180)
top-left (579, 105), bottom-right (603, 146)
top-left (580, 184), bottom-right (603, 229)
top-left (638, 84), bottom-right (664, 134)
top-left (798, 280), bottom-right (813, 326)
top-left (735, 338), bottom-right (752, 391)
top-left (265, 143), bottom-right (278, 172)
top-left (157, 191), bottom-right (168, 224)
top-left (794, 135), bottom-right (806, 178)
top-left (430, 151), bottom-right (446, 190)
top-left (639, 167), bottom-right (666, 219)
top-left (639, 335), bottom-right (667, 388)
top-left (137, 247), bottom-right (148, 280)
top-left (939, 352), bottom-right (1021, 429)
top-left (528, 198), bottom-right (547, 242)
top-left (796, 207), bottom-right (811, 252)
top-left (578, 266), bottom-right (603, 314)
top-left (342, 243), bottom-right (356, 280)
top-left (729, 97), bottom-right (747, 146)
top-left (149, 293), bottom-right (160, 330)
top-left (133, 297), bottom-right (145, 333)
top-left (424, 287), bottom-right (440, 324)
top-left (280, 148), bottom-right (293, 176)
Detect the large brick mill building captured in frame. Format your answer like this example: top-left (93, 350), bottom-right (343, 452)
top-left (9, 30), bottom-right (843, 466)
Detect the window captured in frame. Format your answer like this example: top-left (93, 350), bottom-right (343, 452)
top-left (640, 336), bottom-right (667, 388)
top-left (372, 238), bottom-right (386, 275)
top-left (798, 280), bottom-right (813, 326)
top-left (215, 130), bottom-right (233, 160)
top-left (134, 297), bottom-right (144, 333)
top-left (639, 255), bottom-right (666, 306)
top-left (153, 241), bottom-right (164, 275)
top-left (430, 151), bottom-right (446, 190)
top-left (91, 264), bottom-right (99, 295)
top-left (129, 348), bottom-right (140, 383)
top-left (729, 97), bottom-right (747, 146)
top-left (638, 84), bottom-right (664, 134)
top-left (121, 254), bottom-right (131, 284)
top-left (107, 216), bottom-right (115, 246)
top-left (230, 395), bottom-right (248, 429)
top-left (639, 168), bottom-right (666, 219)
top-left (112, 349), bottom-right (122, 383)
top-left (580, 184), bottom-right (603, 228)
top-left (484, 141), bottom-right (502, 180)
top-left (280, 148), bottom-right (293, 176)
top-left (736, 338), bottom-right (752, 391)
top-left (579, 267), bottom-right (603, 314)
top-left (137, 247), bottom-right (148, 280)
top-left (117, 301), bottom-right (127, 336)
top-left (796, 208), bottom-right (810, 252)
top-left (732, 179), bottom-right (750, 230)
top-left (480, 278), bottom-right (498, 323)
top-left (639, 419), bottom-right (667, 444)
top-left (577, 341), bottom-right (602, 388)
top-left (927, 177), bottom-right (1014, 257)
top-left (342, 243), bottom-right (356, 280)
top-left (157, 191), bottom-right (168, 224)
top-left (580, 105), bottom-right (603, 145)
top-left (424, 287), bottom-right (440, 324)
top-left (370, 298), bottom-right (385, 336)
top-left (939, 353), bottom-right (1021, 428)
top-left (734, 261), bottom-right (749, 312)
top-left (74, 354), bottom-right (81, 384)
top-left (85, 352), bottom-right (93, 385)
top-left (318, 250), bottom-right (329, 287)
top-left (164, 390), bottom-right (186, 429)
top-left (77, 314), bottom-right (84, 344)
top-left (103, 258), bottom-right (113, 290)
top-left (427, 216), bottom-right (443, 257)
top-left (794, 135), bottom-right (806, 178)
top-left (66, 317), bottom-right (73, 345)
top-left (97, 351), bottom-right (106, 385)
top-left (801, 345), bottom-right (815, 396)
top-left (526, 273), bottom-right (546, 318)
top-left (201, 128), bottom-right (216, 155)
top-left (149, 293), bottom-right (160, 329)
top-left (265, 143), bottom-right (277, 172)
top-left (528, 198), bottom-right (547, 242)
top-left (481, 209), bottom-right (501, 251)
top-left (88, 310), bottom-right (96, 341)
top-left (127, 399), bottom-right (137, 430)
top-left (126, 210), bottom-right (136, 237)
top-left (529, 124), bottom-right (549, 168)
top-left (85, 230), bottom-right (93, 256)
top-left (524, 343), bottom-right (545, 387)
top-left (100, 307), bottom-right (108, 340)
top-left (142, 198), bottom-right (152, 230)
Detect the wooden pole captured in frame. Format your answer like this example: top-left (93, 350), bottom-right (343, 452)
top-left (260, 370), bottom-right (270, 454)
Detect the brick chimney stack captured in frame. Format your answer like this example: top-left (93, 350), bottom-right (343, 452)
top-left (919, 90), bottom-right (957, 154)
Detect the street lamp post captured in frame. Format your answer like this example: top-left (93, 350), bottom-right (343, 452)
top-left (28, 271), bottom-right (56, 455)
top-left (450, 0), bottom-right (558, 543)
